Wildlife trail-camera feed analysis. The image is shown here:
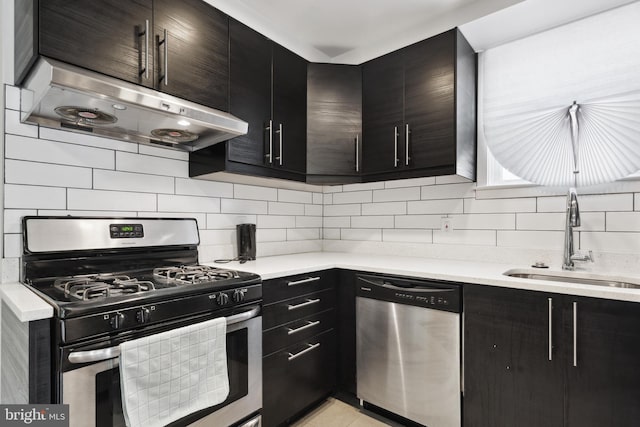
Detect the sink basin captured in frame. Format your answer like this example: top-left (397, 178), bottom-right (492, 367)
top-left (503, 269), bottom-right (640, 289)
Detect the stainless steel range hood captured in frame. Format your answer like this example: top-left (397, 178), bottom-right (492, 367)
top-left (20, 58), bottom-right (248, 151)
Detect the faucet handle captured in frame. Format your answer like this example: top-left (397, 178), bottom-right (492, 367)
top-left (571, 250), bottom-right (594, 263)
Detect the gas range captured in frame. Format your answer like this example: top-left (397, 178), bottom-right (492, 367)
top-left (21, 216), bottom-right (261, 344)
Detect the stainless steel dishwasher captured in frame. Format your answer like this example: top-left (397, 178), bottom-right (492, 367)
top-left (356, 273), bottom-right (461, 427)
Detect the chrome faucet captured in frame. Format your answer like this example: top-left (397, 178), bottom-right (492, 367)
top-left (562, 188), bottom-right (594, 270)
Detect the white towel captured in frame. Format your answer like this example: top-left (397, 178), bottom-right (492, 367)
top-left (119, 317), bottom-right (229, 427)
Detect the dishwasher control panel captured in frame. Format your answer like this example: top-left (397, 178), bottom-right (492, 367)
top-left (356, 273), bottom-right (461, 313)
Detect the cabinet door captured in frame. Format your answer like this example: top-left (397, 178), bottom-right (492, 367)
top-left (39, 0), bottom-right (154, 87)
top-left (464, 285), bottom-right (564, 427)
top-left (565, 297), bottom-right (640, 427)
top-left (153, 0), bottom-right (229, 110)
top-left (307, 64), bottom-right (362, 177)
top-left (404, 30), bottom-right (456, 170)
top-left (362, 52), bottom-right (404, 174)
top-left (228, 19), bottom-right (272, 167)
top-left (272, 44), bottom-right (307, 174)
top-left (336, 270), bottom-right (357, 395)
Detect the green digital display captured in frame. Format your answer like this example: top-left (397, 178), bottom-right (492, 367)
top-left (121, 226), bottom-right (134, 232)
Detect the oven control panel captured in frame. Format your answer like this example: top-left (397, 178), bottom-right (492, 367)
top-left (110, 223), bottom-right (144, 239)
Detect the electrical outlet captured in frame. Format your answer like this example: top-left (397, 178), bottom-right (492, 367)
top-left (441, 218), bottom-right (452, 232)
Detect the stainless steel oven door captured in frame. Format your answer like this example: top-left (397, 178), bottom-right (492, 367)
top-left (62, 307), bottom-right (262, 427)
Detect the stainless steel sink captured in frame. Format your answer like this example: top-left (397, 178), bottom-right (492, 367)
top-left (503, 269), bottom-right (640, 289)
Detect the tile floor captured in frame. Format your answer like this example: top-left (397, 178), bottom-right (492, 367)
top-left (290, 398), bottom-right (393, 427)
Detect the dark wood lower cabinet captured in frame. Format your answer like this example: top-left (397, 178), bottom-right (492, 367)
top-left (464, 284), bottom-right (640, 427)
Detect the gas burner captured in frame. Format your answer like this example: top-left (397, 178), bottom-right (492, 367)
top-left (153, 265), bottom-right (240, 285)
top-left (54, 274), bottom-right (155, 301)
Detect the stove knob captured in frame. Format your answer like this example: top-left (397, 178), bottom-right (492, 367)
top-left (216, 292), bottom-right (229, 306)
top-left (136, 307), bottom-right (151, 324)
top-left (110, 312), bottom-right (125, 329)
top-left (233, 289), bottom-right (246, 303)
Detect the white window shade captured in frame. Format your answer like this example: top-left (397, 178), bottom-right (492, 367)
top-left (482, 1), bottom-right (640, 188)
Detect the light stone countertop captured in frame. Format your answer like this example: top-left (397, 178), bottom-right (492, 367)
top-left (6, 251), bottom-right (640, 322)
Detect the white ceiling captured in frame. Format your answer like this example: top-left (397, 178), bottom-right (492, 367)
top-left (205, 0), bottom-right (637, 63)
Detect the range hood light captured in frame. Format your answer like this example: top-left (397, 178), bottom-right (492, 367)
top-left (112, 104), bottom-right (127, 110)
top-left (177, 119), bottom-right (191, 126)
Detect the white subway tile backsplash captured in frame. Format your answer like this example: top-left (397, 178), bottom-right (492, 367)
top-left (361, 202), bottom-right (407, 216)
top-left (323, 194), bottom-right (333, 205)
top-left (5, 110), bottom-right (38, 138)
top-left (176, 178), bottom-right (233, 198)
top-left (269, 202), bottom-right (305, 216)
top-left (138, 144), bottom-right (189, 160)
top-left (4, 210), bottom-right (37, 233)
top-left (5, 159), bottom-right (92, 188)
top-left (157, 194), bottom-right (219, 213)
top-left (42, 209), bottom-right (137, 217)
top-left (464, 198), bottom-right (536, 214)
top-left (69, 189), bottom-right (156, 211)
top-left (207, 214), bottom-right (257, 229)
top-left (373, 187), bottom-right (421, 202)
top-left (278, 189), bottom-right (313, 204)
top-left (517, 212), bottom-right (565, 230)
top-left (323, 229), bottom-right (341, 240)
top-left (258, 240), bottom-right (322, 257)
top-left (138, 212), bottom-right (206, 227)
top-left (222, 199), bottom-right (268, 215)
top-left (234, 184), bottom-right (278, 201)
top-left (4, 234), bottom-right (23, 258)
top-left (341, 229), bottom-right (382, 241)
top-left (351, 216), bottom-right (394, 229)
top-left (287, 228), bottom-right (320, 241)
top-left (94, 170), bottom-right (173, 194)
top-left (200, 229), bottom-right (235, 246)
top-left (313, 193), bottom-right (323, 204)
top-left (421, 182), bottom-right (475, 200)
top-left (323, 186), bottom-right (343, 193)
top-left (636, 193), bottom-right (640, 211)
top-left (304, 204), bottom-right (323, 216)
top-left (258, 215), bottom-right (296, 229)
top-left (296, 216), bottom-right (322, 228)
top-left (580, 194), bottom-right (633, 212)
top-left (6, 134), bottom-right (115, 169)
top-left (332, 190), bottom-right (372, 205)
top-left (5, 184), bottom-right (66, 209)
top-left (383, 229), bottom-right (432, 243)
top-left (324, 204), bottom-right (361, 217)
top-left (384, 177), bottom-right (436, 188)
top-left (606, 212), bottom-right (640, 232)
top-left (394, 215), bottom-right (442, 229)
top-left (537, 196), bottom-right (565, 212)
top-left (257, 228), bottom-right (287, 242)
top-left (324, 217), bottom-right (350, 228)
top-left (451, 213), bottom-right (515, 230)
top-left (39, 127), bottom-right (138, 152)
top-left (497, 230), bottom-right (564, 250)
top-left (407, 199), bottom-right (464, 215)
top-left (5, 86), bottom-right (21, 110)
top-left (342, 182), bottom-right (385, 192)
top-left (434, 230), bottom-right (496, 246)
top-left (116, 152), bottom-right (188, 178)
top-left (581, 232), bottom-right (640, 253)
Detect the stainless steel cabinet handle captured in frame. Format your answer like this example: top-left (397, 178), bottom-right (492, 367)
top-left (287, 298), bottom-right (320, 311)
top-left (159, 29), bottom-right (168, 86)
top-left (287, 320), bottom-right (320, 335)
top-left (355, 134), bottom-right (360, 172)
top-left (68, 306), bottom-right (260, 364)
top-left (573, 301), bottom-right (578, 367)
top-left (275, 124), bottom-right (283, 165)
top-left (265, 120), bottom-right (273, 164)
top-left (548, 298), bottom-right (553, 361)
top-left (394, 126), bottom-right (399, 167)
top-left (288, 342), bottom-right (320, 361)
top-left (139, 20), bottom-right (149, 79)
top-left (287, 276), bottom-right (320, 287)
top-left (405, 124), bottom-right (411, 165)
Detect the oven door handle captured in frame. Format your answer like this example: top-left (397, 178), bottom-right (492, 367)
top-left (68, 305), bottom-right (261, 364)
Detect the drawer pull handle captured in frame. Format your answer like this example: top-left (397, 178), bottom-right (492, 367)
top-left (287, 277), bottom-right (321, 287)
top-left (287, 320), bottom-right (321, 335)
top-left (288, 342), bottom-right (320, 361)
top-left (287, 298), bottom-right (320, 311)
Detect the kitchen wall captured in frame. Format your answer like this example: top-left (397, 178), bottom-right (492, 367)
top-left (1, 85), bottom-right (323, 282)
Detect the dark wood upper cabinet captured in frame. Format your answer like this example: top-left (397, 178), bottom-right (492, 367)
top-left (18, 0), bottom-right (229, 110)
top-left (153, 0), bottom-right (229, 110)
top-left (362, 28), bottom-right (476, 181)
top-left (35, 0), bottom-right (154, 88)
top-left (307, 64), bottom-right (362, 183)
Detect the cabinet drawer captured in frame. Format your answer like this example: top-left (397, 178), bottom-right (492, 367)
top-left (263, 289), bottom-right (335, 330)
top-left (263, 270), bottom-right (335, 305)
top-left (263, 309), bottom-right (335, 356)
top-left (263, 329), bottom-right (336, 427)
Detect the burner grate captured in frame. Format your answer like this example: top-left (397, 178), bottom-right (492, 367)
top-left (153, 265), bottom-right (239, 285)
top-left (55, 274), bottom-right (155, 301)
